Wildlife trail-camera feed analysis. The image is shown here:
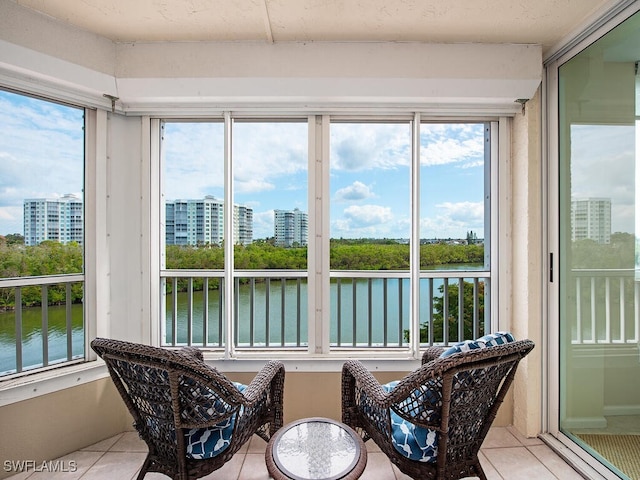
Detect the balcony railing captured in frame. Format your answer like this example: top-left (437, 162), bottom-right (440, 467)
top-left (0, 274), bottom-right (84, 377)
top-left (570, 269), bottom-right (640, 344)
top-left (161, 269), bottom-right (493, 349)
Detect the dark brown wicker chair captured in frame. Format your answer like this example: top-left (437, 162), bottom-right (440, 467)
top-left (342, 338), bottom-right (534, 480)
top-left (91, 338), bottom-right (285, 480)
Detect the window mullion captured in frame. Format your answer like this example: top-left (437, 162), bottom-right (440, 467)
top-left (411, 113), bottom-right (421, 357)
top-left (224, 112), bottom-right (235, 358)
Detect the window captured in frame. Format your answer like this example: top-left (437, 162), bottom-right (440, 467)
top-left (418, 123), bottom-right (490, 344)
top-left (0, 89), bottom-right (85, 377)
top-left (159, 115), bottom-right (494, 356)
top-left (232, 120), bottom-right (308, 348)
top-left (161, 120), bottom-right (225, 346)
top-left (329, 121), bottom-right (411, 347)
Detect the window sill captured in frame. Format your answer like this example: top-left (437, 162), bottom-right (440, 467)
top-left (203, 349), bottom-right (422, 373)
top-left (0, 350), bottom-right (423, 407)
top-left (0, 360), bottom-right (108, 407)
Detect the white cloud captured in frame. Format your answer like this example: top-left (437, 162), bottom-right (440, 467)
top-left (420, 201), bottom-right (484, 238)
top-left (0, 92), bottom-right (83, 235)
top-left (420, 124), bottom-right (484, 168)
top-left (331, 123), bottom-right (411, 171)
top-left (334, 181), bottom-right (374, 201)
top-left (235, 178), bottom-right (276, 194)
top-left (252, 210), bottom-right (275, 238)
top-left (343, 205), bottom-right (393, 227)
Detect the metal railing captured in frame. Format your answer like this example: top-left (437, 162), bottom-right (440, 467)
top-left (0, 274), bottom-right (84, 377)
top-left (160, 269), bottom-right (492, 349)
top-left (570, 269), bottom-right (640, 344)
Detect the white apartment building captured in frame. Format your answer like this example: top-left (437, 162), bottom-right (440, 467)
top-left (23, 194), bottom-right (83, 246)
top-left (571, 197), bottom-right (612, 244)
top-left (165, 196), bottom-right (253, 246)
top-left (274, 208), bottom-right (308, 247)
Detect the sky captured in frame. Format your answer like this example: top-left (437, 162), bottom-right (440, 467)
top-left (164, 120), bottom-right (487, 240)
top-left (0, 90), bottom-right (84, 235)
top-left (570, 124), bottom-right (635, 235)
top-left (1, 88), bottom-right (497, 240)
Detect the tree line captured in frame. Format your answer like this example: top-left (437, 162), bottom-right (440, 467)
top-left (0, 237), bottom-right (484, 309)
top-left (0, 240), bottom-right (83, 310)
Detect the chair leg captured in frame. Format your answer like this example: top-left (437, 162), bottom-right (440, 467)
top-left (136, 456), bottom-right (152, 480)
top-left (474, 462), bottom-right (488, 480)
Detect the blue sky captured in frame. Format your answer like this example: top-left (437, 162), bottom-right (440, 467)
top-left (0, 88), bottom-right (491, 239)
top-left (164, 120), bottom-right (487, 240)
top-left (0, 90), bottom-right (84, 235)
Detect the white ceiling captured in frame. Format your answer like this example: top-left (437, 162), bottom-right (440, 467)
top-left (14, 0), bottom-right (614, 52)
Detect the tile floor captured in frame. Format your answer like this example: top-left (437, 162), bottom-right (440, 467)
top-left (6, 427), bottom-right (585, 480)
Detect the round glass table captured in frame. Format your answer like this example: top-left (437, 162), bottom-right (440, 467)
top-left (265, 417), bottom-right (367, 480)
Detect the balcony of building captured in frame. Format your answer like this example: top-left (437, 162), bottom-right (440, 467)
top-left (2, 1), bottom-right (640, 480)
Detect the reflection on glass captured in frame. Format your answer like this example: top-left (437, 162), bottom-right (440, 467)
top-left (558, 10), bottom-right (640, 478)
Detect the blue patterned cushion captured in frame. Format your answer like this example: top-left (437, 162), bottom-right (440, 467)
top-left (439, 331), bottom-right (515, 358)
top-left (185, 382), bottom-right (246, 459)
top-left (382, 381), bottom-right (439, 463)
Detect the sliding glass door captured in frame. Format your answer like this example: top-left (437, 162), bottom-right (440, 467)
top-left (556, 9), bottom-right (640, 479)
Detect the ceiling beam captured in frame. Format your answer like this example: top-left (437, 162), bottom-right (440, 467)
top-left (261, 0), bottom-right (274, 44)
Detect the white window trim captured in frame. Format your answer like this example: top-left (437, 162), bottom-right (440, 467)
top-left (155, 112), bottom-right (503, 361)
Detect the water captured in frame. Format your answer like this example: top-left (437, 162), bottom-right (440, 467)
top-left (164, 270), bottom-right (487, 348)
top-left (0, 265), bottom-right (487, 373)
top-left (0, 303), bottom-right (84, 375)
top-left (164, 278), bottom-right (411, 347)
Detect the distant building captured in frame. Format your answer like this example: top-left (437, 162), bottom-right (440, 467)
top-left (274, 208), bottom-right (308, 247)
top-left (165, 196), bottom-right (252, 246)
top-left (571, 198), bottom-right (611, 244)
top-left (23, 194), bottom-right (83, 246)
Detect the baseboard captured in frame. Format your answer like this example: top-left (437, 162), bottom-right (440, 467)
top-left (563, 416), bottom-right (608, 430)
top-left (603, 405), bottom-right (640, 416)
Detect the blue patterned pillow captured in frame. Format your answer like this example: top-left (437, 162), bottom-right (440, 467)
top-left (382, 381), bottom-right (439, 463)
top-left (185, 382), bottom-right (246, 459)
top-left (439, 331), bottom-right (515, 358)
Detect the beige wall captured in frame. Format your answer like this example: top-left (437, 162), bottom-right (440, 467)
top-left (0, 378), bottom-right (130, 480)
top-left (510, 87), bottom-right (543, 437)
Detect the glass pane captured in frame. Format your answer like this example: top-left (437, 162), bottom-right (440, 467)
top-left (419, 123), bottom-right (486, 269)
top-left (329, 121), bottom-right (411, 347)
top-left (558, 11), bottom-right (640, 478)
top-left (418, 123), bottom-right (488, 344)
top-left (162, 121), bottom-right (225, 346)
top-left (0, 89), bottom-right (85, 375)
top-left (232, 120), bottom-right (308, 347)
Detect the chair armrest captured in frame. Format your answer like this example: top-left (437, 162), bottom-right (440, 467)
top-left (180, 346), bottom-right (204, 361)
top-left (422, 346), bottom-right (445, 364)
top-left (342, 360), bottom-right (389, 404)
top-left (242, 360), bottom-right (286, 406)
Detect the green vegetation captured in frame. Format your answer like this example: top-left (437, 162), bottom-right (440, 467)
top-left (1, 237), bottom-right (484, 308)
top-left (0, 240), bottom-right (83, 310)
top-left (406, 281), bottom-right (486, 344)
top-left (571, 232), bottom-right (634, 269)
top-left (166, 239), bottom-right (484, 272)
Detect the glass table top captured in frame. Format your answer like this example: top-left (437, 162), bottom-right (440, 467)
top-left (272, 418), bottom-right (362, 480)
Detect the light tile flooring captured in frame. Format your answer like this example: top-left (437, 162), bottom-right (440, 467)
top-left (6, 427), bottom-right (585, 480)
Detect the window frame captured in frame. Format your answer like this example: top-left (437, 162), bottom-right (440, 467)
top-left (0, 87), bottom-right (91, 380)
top-left (156, 112), bottom-right (501, 361)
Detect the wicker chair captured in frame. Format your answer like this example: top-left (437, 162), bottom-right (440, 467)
top-left (342, 337), bottom-right (534, 480)
top-left (91, 338), bottom-right (285, 480)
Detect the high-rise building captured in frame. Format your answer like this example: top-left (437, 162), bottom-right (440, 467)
top-left (274, 208), bottom-right (308, 247)
top-left (571, 197), bottom-right (611, 244)
top-left (165, 196), bottom-right (252, 246)
top-left (23, 194), bottom-right (83, 246)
